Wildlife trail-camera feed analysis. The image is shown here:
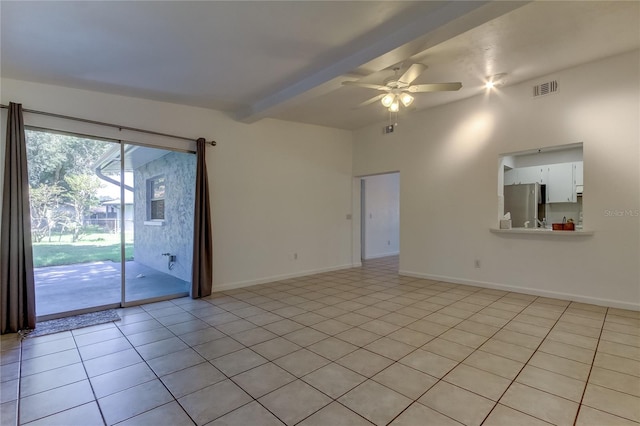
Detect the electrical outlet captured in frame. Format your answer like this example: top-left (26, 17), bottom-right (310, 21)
top-left (474, 259), bottom-right (481, 268)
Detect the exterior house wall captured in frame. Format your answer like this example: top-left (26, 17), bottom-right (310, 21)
top-left (133, 151), bottom-right (196, 283)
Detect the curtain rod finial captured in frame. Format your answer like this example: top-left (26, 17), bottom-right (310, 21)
top-left (209, 140), bottom-right (217, 147)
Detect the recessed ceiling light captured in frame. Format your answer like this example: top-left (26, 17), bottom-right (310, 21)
top-left (485, 73), bottom-right (508, 89)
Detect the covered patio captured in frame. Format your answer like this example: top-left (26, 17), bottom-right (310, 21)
top-left (34, 260), bottom-right (189, 318)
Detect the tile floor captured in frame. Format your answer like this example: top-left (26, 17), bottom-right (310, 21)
top-left (1, 256), bottom-right (639, 425)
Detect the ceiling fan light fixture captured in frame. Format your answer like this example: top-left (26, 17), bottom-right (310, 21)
top-left (400, 93), bottom-right (414, 107)
top-left (389, 100), bottom-right (400, 112)
top-left (381, 93), bottom-right (395, 107)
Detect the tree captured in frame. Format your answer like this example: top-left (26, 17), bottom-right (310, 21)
top-left (64, 174), bottom-right (103, 242)
top-left (29, 183), bottom-right (65, 242)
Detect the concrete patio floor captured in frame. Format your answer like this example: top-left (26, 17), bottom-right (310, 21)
top-left (34, 260), bottom-right (190, 317)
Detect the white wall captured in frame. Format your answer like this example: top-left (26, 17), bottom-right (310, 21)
top-left (362, 173), bottom-right (400, 259)
top-left (354, 50), bottom-right (640, 310)
top-left (0, 78), bottom-right (356, 291)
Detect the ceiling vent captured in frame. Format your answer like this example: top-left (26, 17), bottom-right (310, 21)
top-left (533, 80), bottom-right (558, 97)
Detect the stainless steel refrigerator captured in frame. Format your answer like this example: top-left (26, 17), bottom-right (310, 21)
top-left (504, 183), bottom-right (544, 228)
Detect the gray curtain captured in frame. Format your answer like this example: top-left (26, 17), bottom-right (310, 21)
top-left (1, 102), bottom-right (36, 334)
top-left (191, 138), bottom-right (213, 298)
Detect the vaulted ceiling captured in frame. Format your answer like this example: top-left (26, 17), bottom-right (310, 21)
top-left (1, 1), bottom-right (638, 130)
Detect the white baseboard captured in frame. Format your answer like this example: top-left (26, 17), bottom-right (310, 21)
top-left (213, 263), bottom-right (362, 292)
top-left (363, 251), bottom-right (400, 260)
top-left (399, 270), bottom-right (640, 311)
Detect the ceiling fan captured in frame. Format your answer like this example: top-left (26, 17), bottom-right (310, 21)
top-left (342, 64), bottom-right (462, 112)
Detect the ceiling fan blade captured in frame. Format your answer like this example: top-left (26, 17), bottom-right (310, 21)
top-left (408, 82), bottom-right (462, 92)
top-left (398, 64), bottom-right (427, 85)
top-left (355, 94), bottom-right (386, 108)
top-left (342, 81), bottom-right (390, 91)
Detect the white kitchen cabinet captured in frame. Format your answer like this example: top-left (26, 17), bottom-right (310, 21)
top-left (547, 162), bottom-right (576, 203)
top-left (518, 166), bottom-right (547, 184)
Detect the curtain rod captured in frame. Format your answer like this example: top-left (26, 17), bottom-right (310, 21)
top-left (0, 103), bottom-right (216, 146)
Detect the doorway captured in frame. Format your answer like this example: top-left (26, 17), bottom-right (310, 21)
top-left (25, 129), bottom-right (194, 320)
top-left (359, 172), bottom-right (400, 262)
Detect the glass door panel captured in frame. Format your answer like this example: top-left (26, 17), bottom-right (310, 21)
top-left (26, 129), bottom-right (122, 319)
top-left (121, 144), bottom-right (194, 304)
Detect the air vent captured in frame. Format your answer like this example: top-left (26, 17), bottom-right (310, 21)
top-left (533, 80), bottom-right (558, 97)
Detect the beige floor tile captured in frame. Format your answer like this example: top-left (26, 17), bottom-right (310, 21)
top-left (24, 401), bottom-right (104, 426)
top-left (211, 348), bottom-right (268, 376)
top-left (259, 380), bottom-right (332, 425)
top-left (516, 365), bottom-right (586, 402)
top-left (469, 313), bottom-right (510, 328)
top-left (136, 337), bottom-right (189, 361)
top-left (89, 362), bottom-right (157, 399)
top-left (161, 362), bottom-right (225, 398)
top-left (215, 319), bottom-right (258, 335)
top-left (418, 381), bottom-right (495, 426)
top-left (232, 362), bottom-right (295, 398)
top-left (604, 321), bottom-right (640, 337)
top-left (598, 340), bottom-right (640, 362)
top-left (389, 402), bottom-right (463, 426)
top-left (553, 322), bottom-right (601, 339)
top-left (98, 379), bottom-right (174, 425)
top-left (311, 319), bottom-right (353, 335)
top-left (513, 313), bottom-right (557, 328)
top-left (274, 348), bottom-right (330, 377)
top-left (364, 337), bottom-right (415, 360)
top-left (19, 362), bottom-right (87, 397)
top-left (386, 328), bottom-right (433, 347)
top-left (359, 319), bottom-right (402, 336)
top-left (20, 349), bottom-right (81, 377)
top-left (124, 326), bottom-right (173, 346)
top-left (210, 401), bottom-right (284, 426)
top-left (117, 401), bottom-right (194, 426)
top-left (500, 382), bottom-right (579, 426)
top-left (537, 340), bottom-right (595, 364)
top-left (528, 351), bottom-right (591, 381)
top-left (444, 363), bottom-right (511, 401)
top-left (422, 337), bottom-right (475, 362)
top-left (179, 379), bottom-right (252, 425)
top-left (594, 352), bottom-right (640, 377)
top-left (480, 307), bottom-right (518, 321)
top-left (334, 328), bottom-right (383, 347)
top-left (263, 319), bottom-right (306, 335)
top-left (479, 339), bottom-right (534, 363)
top-left (483, 403), bottom-right (552, 426)
top-left (231, 327), bottom-right (278, 346)
top-left (601, 330), bottom-right (640, 348)
top-left (337, 349), bottom-right (394, 377)
top-left (589, 366), bottom-right (640, 397)
top-left (455, 320), bottom-right (500, 337)
top-left (283, 327), bottom-right (329, 347)
top-left (504, 321), bottom-right (550, 338)
top-left (559, 312), bottom-right (604, 329)
top-left (250, 337), bottom-right (301, 360)
top-left (463, 350), bottom-right (524, 380)
top-left (302, 362), bottom-right (366, 398)
top-left (406, 319), bottom-right (450, 336)
top-left (82, 348), bottom-right (142, 378)
top-left (547, 329), bottom-right (599, 349)
top-left (576, 405), bottom-right (639, 426)
top-left (298, 401), bottom-right (372, 426)
top-left (493, 329), bottom-right (542, 350)
top-left (20, 337), bottom-right (77, 360)
top-left (308, 337), bottom-right (358, 360)
top-left (19, 380), bottom-right (94, 424)
top-left (372, 363), bottom-right (437, 399)
top-left (338, 380), bottom-right (412, 426)
top-left (398, 348), bottom-right (458, 378)
top-left (291, 312), bottom-right (328, 326)
top-left (147, 347), bottom-right (205, 376)
top-left (582, 383), bottom-right (640, 422)
top-left (193, 337), bottom-right (245, 361)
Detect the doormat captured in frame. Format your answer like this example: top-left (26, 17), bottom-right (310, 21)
top-left (20, 309), bottom-right (121, 339)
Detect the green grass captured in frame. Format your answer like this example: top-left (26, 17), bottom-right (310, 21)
top-left (32, 233), bottom-right (133, 268)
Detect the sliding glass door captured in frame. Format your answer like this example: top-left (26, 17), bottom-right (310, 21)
top-left (25, 129), bottom-right (194, 319)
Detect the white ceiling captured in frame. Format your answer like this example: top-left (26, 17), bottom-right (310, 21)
top-left (1, 1), bottom-right (639, 130)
